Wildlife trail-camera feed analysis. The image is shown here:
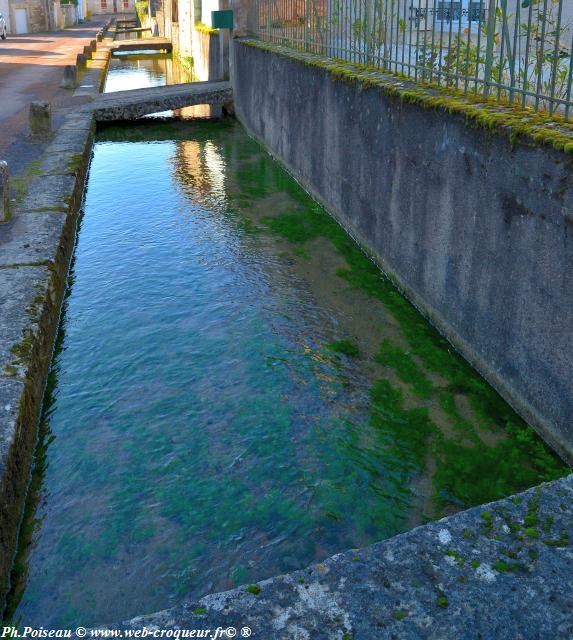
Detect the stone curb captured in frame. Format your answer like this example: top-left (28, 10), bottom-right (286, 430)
top-left (96, 475), bottom-right (573, 639)
top-left (0, 25), bottom-right (111, 608)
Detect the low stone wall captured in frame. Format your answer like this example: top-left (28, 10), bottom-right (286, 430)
top-left (0, 114), bottom-right (95, 613)
top-left (231, 39), bottom-right (573, 463)
top-left (0, 29), bottom-right (113, 609)
top-left (97, 474), bottom-right (573, 638)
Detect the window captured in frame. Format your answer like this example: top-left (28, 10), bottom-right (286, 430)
top-left (101, 0), bottom-right (107, 8)
top-left (435, 1), bottom-right (484, 25)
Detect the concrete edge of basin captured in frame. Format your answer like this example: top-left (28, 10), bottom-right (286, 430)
top-left (97, 473), bottom-right (573, 639)
top-left (0, 41), bottom-right (110, 609)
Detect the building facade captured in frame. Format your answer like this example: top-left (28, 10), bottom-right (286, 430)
top-left (1, 0), bottom-right (89, 34)
top-left (85, 0), bottom-right (134, 16)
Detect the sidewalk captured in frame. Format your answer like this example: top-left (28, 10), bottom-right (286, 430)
top-left (0, 17), bottom-right (112, 175)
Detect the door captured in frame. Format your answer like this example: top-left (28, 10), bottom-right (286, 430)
top-left (14, 7), bottom-right (28, 33)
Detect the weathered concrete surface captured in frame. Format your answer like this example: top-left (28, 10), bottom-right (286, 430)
top-left (0, 131), bottom-right (92, 615)
top-left (0, 212), bottom-right (67, 267)
top-left (61, 65), bottom-right (78, 90)
top-left (0, 35), bottom-right (106, 611)
top-left (98, 475), bottom-right (573, 639)
top-left (111, 37), bottom-right (172, 52)
top-left (0, 264), bottom-right (53, 611)
top-left (0, 379), bottom-right (24, 480)
top-left (231, 39), bottom-right (573, 465)
top-left (86, 81), bottom-right (232, 121)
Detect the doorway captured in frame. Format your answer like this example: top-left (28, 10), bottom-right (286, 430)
top-left (14, 7), bottom-right (28, 33)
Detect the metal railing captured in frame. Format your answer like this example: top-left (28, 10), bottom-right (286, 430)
top-left (250, 0), bottom-right (573, 120)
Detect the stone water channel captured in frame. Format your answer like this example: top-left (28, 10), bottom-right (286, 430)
top-left (5, 52), bottom-right (569, 627)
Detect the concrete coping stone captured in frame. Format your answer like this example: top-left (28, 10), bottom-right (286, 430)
top-left (0, 25), bottom-right (109, 611)
top-left (98, 475), bottom-right (573, 639)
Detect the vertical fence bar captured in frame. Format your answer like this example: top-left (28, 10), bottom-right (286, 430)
top-left (420, 0), bottom-right (430, 81)
top-left (483, 0), bottom-right (497, 98)
top-left (399, 0), bottom-right (406, 73)
top-left (496, 0), bottom-right (508, 102)
top-left (408, 0), bottom-right (415, 76)
top-left (520, 0), bottom-right (534, 108)
top-left (472, 0), bottom-right (484, 94)
top-left (534, 0), bottom-right (549, 112)
top-left (413, 0), bottom-right (423, 81)
top-left (564, 27), bottom-right (573, 122)
top-left (428, 0), bottom-right (438, 82)
top-left (548, 0), bottom-right (564, 115)
top-left (251, 0), bottom-right (573, 116)
top-left (462, 0), bottom-right (474, 93)
top-left (445, 0), bottom-right (455, 86)
top-left (388, 0), bottom-right (395, 71)
top-left (508, 0), bottom-right (519, 106)
top-left (304, 0), bottom-right (309, 47)
top-left (453, 0), bottom-right (463, 89)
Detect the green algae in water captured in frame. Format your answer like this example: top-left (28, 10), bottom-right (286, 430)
top-left (254, 146), bottom-right (569, 509)
top-left (326, 339), bottom-right (361, 358)
top-left (10, 117), bottom-right (568, 628)
top-left (376, 339), bottom-right (433, 399)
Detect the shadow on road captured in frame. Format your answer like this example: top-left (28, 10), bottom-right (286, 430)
top-left (0, 49), bottom-right (65, 56)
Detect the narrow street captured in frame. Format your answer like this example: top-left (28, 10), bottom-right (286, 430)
top-left (0, 18), bottom-right (111, 173)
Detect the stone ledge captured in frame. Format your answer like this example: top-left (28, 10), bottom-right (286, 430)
top-left (0, 32), bottom-right (108, 609)
top-left (237, 38), bottom-right (573, 155)
top-left (84, 81), bottom-right (233, 121)
top-left (98, 475), bottom-right (573, 639)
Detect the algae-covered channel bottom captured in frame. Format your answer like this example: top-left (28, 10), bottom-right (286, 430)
top-left (8, 119), bottom-right (568, 626)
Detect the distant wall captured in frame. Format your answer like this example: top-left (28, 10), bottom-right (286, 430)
top-left (8, 0), bottom-right (49, 33)
top-left (231, 39), bottom-right (573, 462)
top-left (165, 0), bottom-right (224, 82)
top-left (86, 0), bottom-right (134, 16)
top-left (192, 28), bottom-right (222, 80)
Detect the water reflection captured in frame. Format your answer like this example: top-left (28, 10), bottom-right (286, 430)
top-left (104, 52), bottom-right (220, 119)
top-left (12, 122), bottom-right (421, 627)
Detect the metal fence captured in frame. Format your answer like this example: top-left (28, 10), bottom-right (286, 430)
top-left (250, 0), bottom-right (573, 119)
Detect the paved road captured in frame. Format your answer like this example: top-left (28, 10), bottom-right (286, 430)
top-left (0, 18), bottom-right (112, 172)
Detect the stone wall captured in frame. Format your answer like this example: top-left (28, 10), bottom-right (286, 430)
top-left (85, 0), bottom-right (134, 16)
top-left (9, 0), bottom-right (49, 33)
top-left (231, 39), bottom-right (573, 462)
top-left (0, 32), bottom-right (111, 609)
top-left (192, 28), bottom-right (222, 80)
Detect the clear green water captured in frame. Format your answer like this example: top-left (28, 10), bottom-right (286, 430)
top-left (8, 122), bottom-right (568, 626)
top-left (104, 52), bottom-right (192, 94)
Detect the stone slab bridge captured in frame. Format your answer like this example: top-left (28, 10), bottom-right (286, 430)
top-left (111, 37), bottom-right (172, 53)
top-left (84, 81), bottom-right (233, 122)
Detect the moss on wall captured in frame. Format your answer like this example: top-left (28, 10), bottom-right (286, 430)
top-left (240, 39), bottom-right (573, 154)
